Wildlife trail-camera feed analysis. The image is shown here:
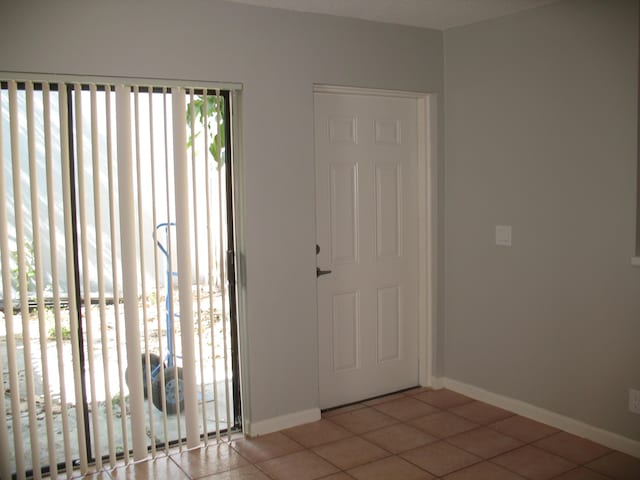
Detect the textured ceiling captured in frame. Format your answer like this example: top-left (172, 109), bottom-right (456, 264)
top-left (224, 0), bottom-right (561, 30)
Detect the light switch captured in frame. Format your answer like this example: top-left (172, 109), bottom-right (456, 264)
top-left (495, 225), bottom-right (512, 247)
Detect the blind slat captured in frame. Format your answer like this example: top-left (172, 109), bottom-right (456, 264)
top-left (0, 83), bottom-right (21, 480)
top-left (44, 83), bottom-right (74, 476)
top-left (171, 88), bottom-right (199, 448)
top-left (10, 80), bottom-right (41, 479)
top-left (115, 84), bottom-right (147, 461)
top-left (105, 87), bottom-right (131, 465)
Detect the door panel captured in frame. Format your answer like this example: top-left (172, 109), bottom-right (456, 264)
top-left (375, 163), bottom-right (402, 258)
top-left (377, 285), bottom-right (401, 362)
top-left (330, 163), bottom-right (359, 264)
top-left (332, 291), bottom-right (359, 371)
top-left (315, 92), bottom-right (419, 409)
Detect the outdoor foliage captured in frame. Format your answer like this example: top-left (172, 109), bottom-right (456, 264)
top-left (186, 95), bottom-right (225, 168)
top-left (10, 242), bottom-right (36, 301)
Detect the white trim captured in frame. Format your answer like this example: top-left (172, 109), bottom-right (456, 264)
top-left (313, 84), bottom-right (428, 99)
top-left (439, 377), bottom-right (640, 459)
top-left (419, 94), bottom-right (438, 388)
top-left (632, 256), bottom-right (640, 267)
top-left (0, 71), bottom-right (243, 91)
top-left (246, 408), bottom-right (321, 437)
top-left (313, 85), bottom-right (438, 395)
top-left (417, 97), bottom-right (429, 387)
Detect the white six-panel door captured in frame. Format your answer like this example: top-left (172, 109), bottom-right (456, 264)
top-left (315, 92), bottom-right (419, 409)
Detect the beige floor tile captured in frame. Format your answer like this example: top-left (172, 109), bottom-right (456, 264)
top-left (400, 441), bottom-right (481, 477)
top-left (533, 432), bottom-right (610, 464)
top-left (107, 392), bottom-right (639, 480)
top-left (449, 401), bottom-right (514, 424)
top-left (67, 472), bottom-right (112, 480)
top-left (410, 411), bottom-right (478, 438)
top-left (372, 397), bottom-right (441, 421)
top-left (109, 456), bottom-right (187, 480)
top-left (317, 473), bottom-right (356, 480)
top-left (171, 444), bottom-right (249, 478)
top-left (322, 404), bottom-right (367, 418)
top-left (282, 419), bottom-right (353, 447)
top-left (492, 445), bottom-right (576, 480)
top-left (347, 456), bottom-right (435, 480)
top-left (585, 451), bottom-right (640, 480)
top-left (551, 467), bottom-right (612, 480)
top-left (327, 407), bottom-right (398, 434)
top-left (203, 464), bottom-right (272, 480)
top-left (442, 461), bottom-right (526, 480)
top-left (363, 393), bottom-right (406, 406)
top-left (489, 415), bottom-right (558, 443)
top-left (231, 432), bottom-right (304, 463)
top-left (403, 387), bottom-right (433, 396)
top-left (446, 427), bottom-right (523, 458)
top-left (412, 389), bottom-right (474, 409)
top-left (362, 423), bottom-right (438, 454)
top-left (312, 436), bottom-right (391, 470)
top-left (256, 450), bottom-right (339, 480)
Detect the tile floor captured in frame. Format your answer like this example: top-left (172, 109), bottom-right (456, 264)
top-left (85, 388), bottom-right (640, 480)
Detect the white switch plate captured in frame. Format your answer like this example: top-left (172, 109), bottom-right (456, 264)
top-left (630, 389), bottom-right (640, 414)
top-left (495, 225), bottom-right (512, 247)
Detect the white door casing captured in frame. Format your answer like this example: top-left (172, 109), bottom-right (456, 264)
top-left (315, 90), bottom-right (421, 409)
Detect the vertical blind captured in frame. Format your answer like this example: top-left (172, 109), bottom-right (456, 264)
top-left (0, 77), bottom-right (239, 479)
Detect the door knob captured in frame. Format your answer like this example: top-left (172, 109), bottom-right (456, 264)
top-left (316, 267), bottom-right (332, 278)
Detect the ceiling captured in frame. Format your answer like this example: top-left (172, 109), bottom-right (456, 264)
top-left (224, 0), bottom-right (561, 30)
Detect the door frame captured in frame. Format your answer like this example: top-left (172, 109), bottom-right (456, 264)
top-left (313, 84), bottom-right (438, 390)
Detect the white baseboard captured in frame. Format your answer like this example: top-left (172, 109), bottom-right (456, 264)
top-left (434, 377), bottom-right (640, 459)
top-left (245, 408), bottom-right (321, 437)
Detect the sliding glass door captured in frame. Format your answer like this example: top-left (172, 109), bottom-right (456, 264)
top-left (0, 78), bottom-right (241, 479)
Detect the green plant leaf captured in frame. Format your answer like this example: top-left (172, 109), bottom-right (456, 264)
top-left (186, 94), bottom-right (226, 167)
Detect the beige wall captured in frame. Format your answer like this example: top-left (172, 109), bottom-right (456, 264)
top-left (0, 0), bottom-right (444, 424)
top-left (444, 0), bottom-right (640, 440)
